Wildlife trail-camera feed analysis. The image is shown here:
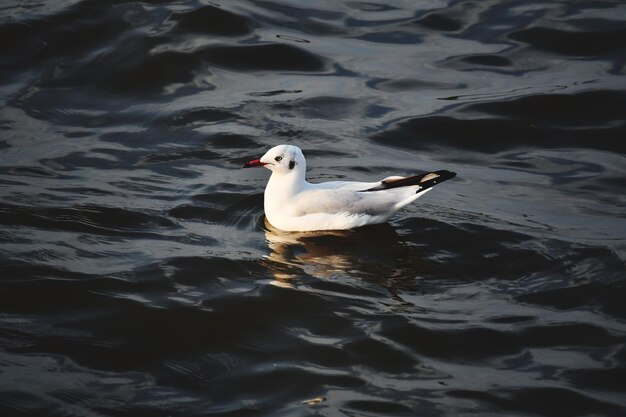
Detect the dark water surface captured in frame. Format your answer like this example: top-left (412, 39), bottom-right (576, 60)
top-left (1, 1), bottom-right (625, 416)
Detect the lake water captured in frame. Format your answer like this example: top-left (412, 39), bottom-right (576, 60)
top-left (1, 1), bottom-right (625, 416)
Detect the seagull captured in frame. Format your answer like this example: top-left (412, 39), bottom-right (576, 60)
top-left (243, 144), bottom-right (456, 232)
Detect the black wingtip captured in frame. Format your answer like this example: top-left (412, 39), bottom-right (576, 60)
top-left (417, 170), bottom-right (456, 192)
top-left (437, 170), bottom-right (457, 181)
top-left (363, 170), bottom-right (457, 192)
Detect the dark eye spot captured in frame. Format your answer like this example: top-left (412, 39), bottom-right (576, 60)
top-left (289, 160), bottom-right (295, 170)
top-left (275, 156), bottom-right (282, 162)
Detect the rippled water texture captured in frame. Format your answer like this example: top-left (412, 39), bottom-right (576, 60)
top-left (1, 1), bottom-right (625, 416)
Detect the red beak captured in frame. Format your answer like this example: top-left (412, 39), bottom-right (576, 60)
top-left (242, 158), bottom-right (266, 168)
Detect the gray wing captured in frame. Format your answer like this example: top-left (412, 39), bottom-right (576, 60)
top-left (290, 186), bottom-right (416, 217)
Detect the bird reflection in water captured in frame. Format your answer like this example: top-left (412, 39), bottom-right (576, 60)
top-left (261, 217), bottom-right (432, 295)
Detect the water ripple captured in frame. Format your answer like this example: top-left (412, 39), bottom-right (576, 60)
top-left (1, 1), bottom-right (625, 416)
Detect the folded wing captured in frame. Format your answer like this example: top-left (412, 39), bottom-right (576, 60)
top-left (291, 170), bottom-right (456, 218)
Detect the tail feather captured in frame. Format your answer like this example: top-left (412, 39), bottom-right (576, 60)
top-left (362, 170), bottom-right (456, 193)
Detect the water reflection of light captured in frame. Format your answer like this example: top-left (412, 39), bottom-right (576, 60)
top-left (261, 217), bottom-right (430, 290)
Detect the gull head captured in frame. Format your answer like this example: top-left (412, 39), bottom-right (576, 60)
top-left (243, 144), bottom-right (306, 175)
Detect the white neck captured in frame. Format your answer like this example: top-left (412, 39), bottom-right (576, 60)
top-left (264, 168), bottom-right (308, 218)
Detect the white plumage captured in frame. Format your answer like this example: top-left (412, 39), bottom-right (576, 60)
top-left (243, 144), bottom-right (455, 232)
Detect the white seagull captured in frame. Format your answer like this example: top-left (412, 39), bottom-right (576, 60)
top-left (243, 144), bottom-right (456, 232)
